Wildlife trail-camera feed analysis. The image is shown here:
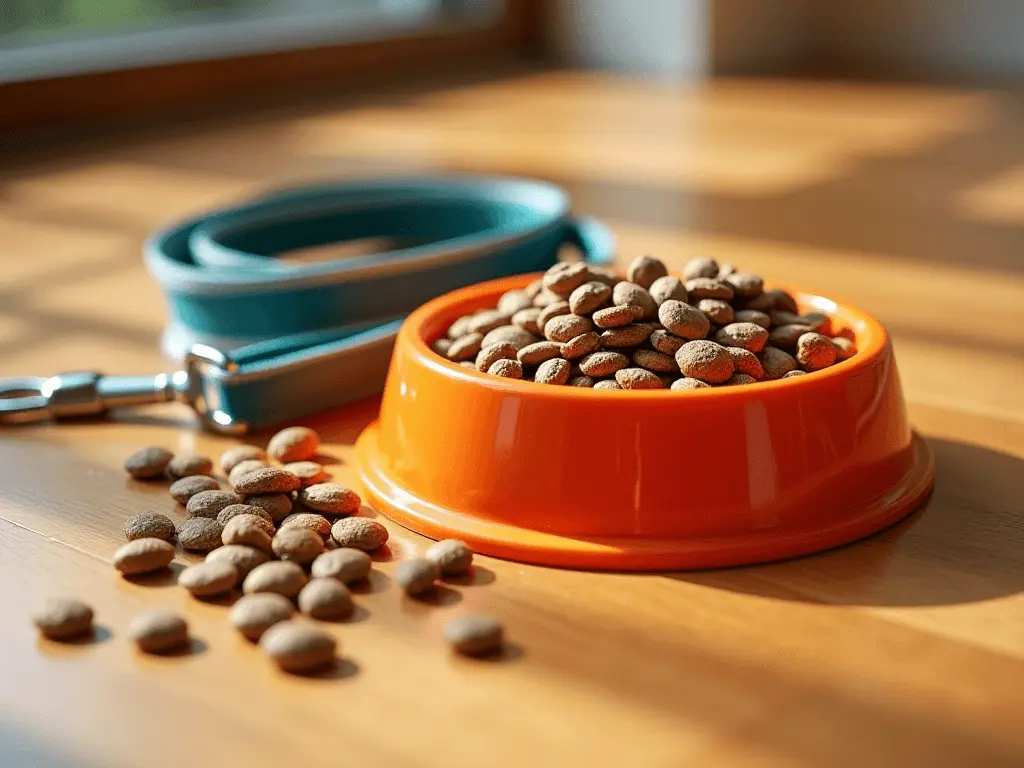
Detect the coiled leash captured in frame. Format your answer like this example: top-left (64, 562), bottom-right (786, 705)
top-left (0, 176), bottom-right (614, 434)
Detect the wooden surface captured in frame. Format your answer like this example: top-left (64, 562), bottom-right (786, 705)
top-left (2, 70), bottom-right (1024, 768)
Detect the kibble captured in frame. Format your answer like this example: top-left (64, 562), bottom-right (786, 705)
top-left (233, 467), bottom-right (301, 495)
top-left (299, 483), bottom-right (361, 516)
top-left (511, 307), bottom-right (543, 336)
top-left (832, 336), bottom-right (857, 361)
top-left (535, 358), bottom-right (571, 386)
top-left (768, 324), bottom-right (813, 350)
top-left (599, 324), bottom-right (652, 348)
top-left (395, 558), bottom-right (440, 595)
top-left (626, 255), bottom-right (668, 289)
top-left (770, 310), bottom-right (804, 327)
top-left (760, 346), bottom-right (798, 380)
top-left (487, 359), bottom-right (523, 379)
top-left (715, 322), bottom-right (769, 353)
top-left (311, 548), bottom-right (373, 583)
top-left (567, 375), bottom-right (595, 387)
top-left (783, 369), bottom-right (807, 378)
top-left (447, 314), bottom-right (474, 339)
top-left (633, 349), bottom-right (676, 373)
top-left (569, 281), bottom-right (611, 316)
top-left (593, 379), bottom-right (621, 390)
top-left (476, 342), bottom-right (518, 373)
top-left (447, 333), bottom-right (483, 362)
top-left (298, 579), bottom-right (354, 620)
top-left (671, 377), bottom-right (710, 390)
top-left (169, 475), bottom-right (219, 504)
top-left (482, 325), bottom-right (537, 350)
top-left (228, 459), bottom-right (270, 487)
top-left (543, 261), bottom-right (591, 297)
top-left (113, 538), bottom-right (175, 575)
top-left (685, 278), bottom-right (734, 301)
top-left (176, 518), bottom-right (224, 553)
top-left (124, 447), bottom-right (173, 479)
top-left (537, 300), bottom-right (571, 328)
top-left (267, 426), bottom-right (320, 462)
top-left (432, 338), bottom-right (452, 356)
top-left (425, 539), bottom-right (474, 576)
top-left (229, 593), bottom-right (294, 640)
top-left (658, 300), bottom-right (710, 340)
top-left (650, 329), bottom-right (685, 355)
top-left (683, 257), bottom-right (719, 280)
top-left (280, 512), bottom-right (332, 538)
top-left (795, 332), bottom-right (837, 371)
top-left (698, 298), bottom-right (734, 326)
top-left (282, 461), bottom-right (328, 487)
top-left (467, 310), bottom-right (511, 335)
top-left (497, 288), bottom-right (533, 315)
top-left (579, 351), bottom-right (629, 377)
top-left (615, 367), bottom-right (663, 389)
top-left (561, 331), bottom-right (601, 360)
top-left (222, 515), bottom-right (273, 552)
top-left (259, 621), bottom-right (336, 674)
top-left (243, 561), bottom-right (307, 599)
top-left (178, 560), bottom-right (238, 598)
top-left (675, 340), bottom-right (734, 384)
top-left (648, 276), bottom-right (687, 306)
top-left (544, 314), bottom-right (592, 343)
top-left (612, 282), bottom-right (657, 320)
top-left (246, 493), bottom-right (293, 523)
top-left (735, 309), bottom-right (771, 329)
top-left (803, 311), bottom-right (832, 335)
top-left (592, 305), bottom-right (636, 329)
top-left (33, 598), bottom-right (94, 640)
top-left (444, 614), bottom-right (504, 656)
top-left (272, 528), bottom-right (325, 566)
top-left (726, 373), bottom-right (757, 386)
top-left (217, 503), bottom-right (274, 530)
top-left (517, 341), bottom-right (562, 366)
top-left (724, 272), bottom-right (764, 298)
top-left (724, 347), bottom-right (765, 380)
top-left (123, 513), bottom-right (176, 543)
top-left (220, 445), bottom-right (267, 473)
top-left (206, 545), bottom-right (270, 580)
top-left (330, 517), bottom-right (389, 552)
top-left (186, 489), bottom-right (243, 519)
top-left (129, 611), bottom-right (189, 653)
top-left (166, 453), bottom-right (213, 479)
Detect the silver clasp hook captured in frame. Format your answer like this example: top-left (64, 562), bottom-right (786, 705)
top-left (0, 344), bottom-right (248, 435)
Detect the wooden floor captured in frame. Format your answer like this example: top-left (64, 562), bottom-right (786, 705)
top-left (2, 69), bottom-right (1024, 767)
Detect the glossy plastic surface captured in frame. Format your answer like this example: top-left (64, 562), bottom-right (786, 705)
top-left (356, 274), bottom-right (934, 570)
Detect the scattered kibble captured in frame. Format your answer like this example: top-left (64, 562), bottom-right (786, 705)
top-left (186, 490), bottom-right (243, 520)
top-left (267, 426), bottom-right (320, 463)
top-left (330, 518), bottom-right (389, 552)
top-left (242, 561), bottom-right (307, 599)
top-left (33, 598), bottom-right (94, 640)
top-left (113, 538), bottom-right (175, 575)
top-left (129, 610), bottom-right (189, 653)
top-left (487, 358), bottom-right (524, 379)
top-left (122, 513), bottom-right (176, 543)
top-left (166, 453), bottom-right (213, 479)
top-left (299, 483), bottom-right (361, 516)
top-left (259, 620), bottom-right (336, 674)
top-left (221, 515), bottom-right (273, 552)
top-left (443, 614), bottom-right (504, 656)
top-left (675, 340), bottom-right (734, 384)
top-left (245, 493), bottom-right (293, 523)
top-left (298, 579), bottom-right (354, 620)
top-left (395, 558), bottom-right (440, 596)
top-left (178, 561), bottom-right (238, 598)
top-left (282, 461), bottom-right (328, 487)
top-left (219, 445), bottom-right (267, 474)
top-left (796, 332), bottom-right (837, 371)
top-left (279, 512), bottom-right (332, 538)
top-left (425, 540), bottom-right (473, 576)
top-left (228, 459), bottom-right (270, 487)
top-left (176, 518), bottom-right (224, 553)
top-left (233, 467), bottom-right (301, 495)
top-left (123, 447), bottom-right (173, 479)
top-left (310, 549), bottom-right (373, 584)
top-left (169, 475), bottom-right (219, 504)
top-left (216, 503), bottom-right (274, 530)
top-left (205, 544), bottom-right (270, 580)
top-left (229, 593), bottom-right (294, 641)
top-left (272, 528), bottom-right (325, 567)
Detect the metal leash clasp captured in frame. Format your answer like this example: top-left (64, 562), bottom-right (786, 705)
top-left (0, 344), bottom-right (248, 435)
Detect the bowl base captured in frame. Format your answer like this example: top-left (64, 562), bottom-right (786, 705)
top-left (356, 425), bottom-right (934, 571)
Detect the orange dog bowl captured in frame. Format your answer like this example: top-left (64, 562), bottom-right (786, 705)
top-left (355, 274), bottom-right (933, 570)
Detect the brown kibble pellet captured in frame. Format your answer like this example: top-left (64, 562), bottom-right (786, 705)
top-left (447, 314), bottom-right (475, 340)
top-left (615, 367), bottom-right (663, 390)
top-left (432, 338), bottom-right (453, 356)
top-left (517, 341), bottom-right (562, 366)
top-left (129, 611), bottom-right (188, 654)
top-left (114, 538), bottom-right (175, 575)
top-left (783, 370), bottom-right (808, 378)
top-left (715, 322), bottom-right (769, 353)
top-left (831, 337), bottom-right (857, 361)
top-left (675, 340), bottom-right (734, 384)
top-left (217, 503), bottom-right (274, 530)
top-left (169, 475), bottom-right (219, 504)
top-left (685, 278), bottom-right (734, 301)
top-left (770, 310), bottom-right (804, 327)
top-left (222, 515), bottom-right (274, 552)
top-left (330, 517), bottom-right (389, 551)
top-left (633, 349), bottom-right (677, 373)
top-left (234, 467), bottom-right (301, 495)
top-left (476, 342), bottom-right (518, 373)
top-left (178, 560), bottom-right (238, 598)
top-left (600, 323), bottom-right (652, 348)
top-left (123, 513), bottom-right (176, 543)
top-left (735, 309), bottom-right (771, 329)
top-left (760, 346), bottom-right (798, 380)
top-left (444, 614), bottom-right (504, 656)
top-left (796, 332), bottom-right (837, 371)
top-left (229, 459), bottom-right (270, 487)
top-left (698, 298), bottom-right (735, 326)
top-left (535, 358), bottom-right (571, 385)
top-left (166, 453), bottom-right (213, 479)
top-left (567, 375), bottom-right (595, 387)
top-left (299, 483), bottom-right (361, 516)
top-left (176, 517), bottom-right (224, 553)
top-left (311, 548), bottom-right (373, 584)
top-left (769, 324), bottom-right (814, 351)
top-left (593, 379), bottom-right (622, 390)
top-left (532, 287), bottom-right (562, 307)
top-left (648, 276), bottom-right (688, 306)
top-left (725, 373), bottom-right (757, 386)
top-left (220, 444), bottom-right (268, 473)
top-left (298, 578), bottom-right (354, 620)
top-left (683, 257), bottom-right (719, 280)
top-left (562, 331), bottom-right (601, 360)
top-left (579, 351), bottom-right (629, 377)
top-left (569, 281), bottom-right (612, 316)
top-left (592, 305), bottom-right (636, 329)
top-left (481, 325), bottom-right (537, 351)
top-left (718, 263), bottom-right (738, 277)
top-left (259, 620), bottom-right (336, 674)
top-left (282, 461), bottom-right (328, 487)
top-left (497, 289), bottom-right (534, 315)
top-left (33, 598), bottom-right (94, 641)
top-left (487, 358), bottom-right (523, 379)
top-left (612, 281), bottom-right (657, 320)
top-left (395, 557), bottom-right (440, 595)
top-left (544, 314), bottom-right (592, 343)
top-left (588, 265), bottom-right (620, 287)
top-left (229, 593), bottom-right (294, 641)
top-left (246, 493), bottom-right (293, 523)
top-left (467, 310), bottom-right (512, 336)
top-left (272, 528), bottom-right (324, 566)
top-left (187, 489), bottom-right (243, 519)
top-left (724, 347), bottom-right (765, 380)
top-left (650, 329), bottom-right (686, 355)
top-left (206, 545), bottom-right (270, 580)
top-left (724, 272), bottom-right (764, 298)
top-left (671, 377), bottom-right (710, 390)
top-left (446, 333), bottom-right (484, 362)
top-left (658, 300), bottom-right (710, 340)
top-left (803, 311), bottom-right (832, 335)
top-left (626, 255), bottom-right (668, 289)
top-left (280, 512), bottom-right (332, 538)
top-left (243, 561), bottom-right (307, 599)
top-left (511, 307), bottom-right (543, 336)
top-left (543, 261), bottom-right (591, 297)
top-left (425, 539), bottom-right (474, 576)
top-left (537, 300), bottom-right (571, 328)
top-left (268, 426), bottom-right (320, 462)
top-left (124, 446), bottom-right (173, 479)
top-left (761, 289), bottom-right (799, 314)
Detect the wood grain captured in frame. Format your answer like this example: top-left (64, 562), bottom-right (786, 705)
top-left (1, 71), bottom-right (1023, 768)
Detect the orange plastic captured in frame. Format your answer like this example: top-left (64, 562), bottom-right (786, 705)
top-left (355, 274), bottom-right (934, 570)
